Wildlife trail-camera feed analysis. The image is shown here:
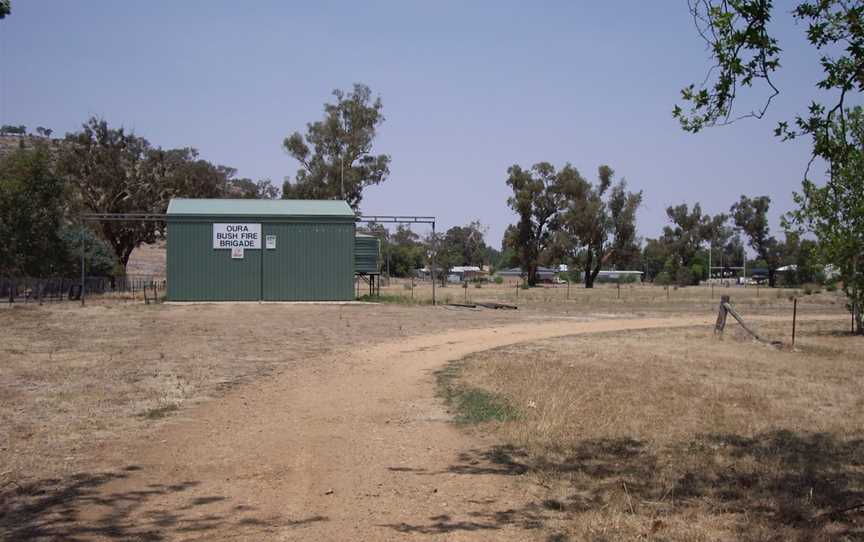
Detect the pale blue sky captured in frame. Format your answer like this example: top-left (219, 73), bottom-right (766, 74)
top-left (0, 1), bottom-right (834, 246)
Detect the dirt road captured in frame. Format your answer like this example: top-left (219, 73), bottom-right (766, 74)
top-left (46, 315), bottom-right (724, 541)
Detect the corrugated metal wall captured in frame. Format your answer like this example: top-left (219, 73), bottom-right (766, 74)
top-left (262, 222), bottom-right (354, 301)
top-left (167, 221), bottom-right (262, 301)
top-left (167, 218), bottom-right (355, 301)
top-left (354, 235), bottom-right (380, 274)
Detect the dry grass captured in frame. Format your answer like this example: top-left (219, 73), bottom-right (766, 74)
top-left (450, 319), bottom-right (864, 541)
top-left (0, 301), bottom-right (524, 490)
top-left (378, 278), bottom-right (846, 316)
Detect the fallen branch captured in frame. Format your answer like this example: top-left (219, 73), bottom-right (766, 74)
top-left (816, 501), bottom-right (864, 519)
top-left (476, 302), bottom-right (518, 310)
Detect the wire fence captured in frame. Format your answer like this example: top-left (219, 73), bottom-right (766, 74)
top-left (1, 275), bottom-right (166, 304)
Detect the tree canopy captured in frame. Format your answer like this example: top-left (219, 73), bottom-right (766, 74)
top-left (558, 165), bottom-right (642, 288)
top-left (675, 0), bottom-right (864, 167)
top-left (58, 117), bottom-right (237, 270)
top-left (0, 145), bottom-right (69, 277)
top-left (730, 195), bottom-right (784, 286)
top-left (660, 202), bottom-right (726, 275)
top-left (788, 106), bottom-right (864, 333)
top-left (282, 84), bottom-right (390, 209)
top-left (505, 163), bottom-right (564, 286)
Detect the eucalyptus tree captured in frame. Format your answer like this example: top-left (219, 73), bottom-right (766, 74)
top-left (282, 84), bottom-right (390, 209)
top-left (505, 162), bottom-right (564, 286)
top-left (59, 118), bottom-right (235, 270)
top-left (558, 165), bottom-right (642, 288)
top-left (660, 203), bottom-right (727, 283)
top-left (730, 195), bottom-right (784, 286)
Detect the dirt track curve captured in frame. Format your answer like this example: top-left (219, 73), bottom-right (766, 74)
top-left (71, 315), bottom-right (721, 540)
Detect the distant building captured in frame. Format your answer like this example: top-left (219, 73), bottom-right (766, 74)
top-left (449, 266), bottom-right (485, 280)
top-left (497, 267), bottom-right (558, 282)
top-left (416, 265), bottom-right (484, 281)
top-left (749, 268), bottom-right (769, 284)
top-left (575, 270), bottom-right (644, 283)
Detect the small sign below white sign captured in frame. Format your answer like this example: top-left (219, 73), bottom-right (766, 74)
top-left (213, 223), bottom-right (261, 249)
top-left (265, 235), bottom-right (276, 250)
top-left (231, 247), bottom-right (244, 259)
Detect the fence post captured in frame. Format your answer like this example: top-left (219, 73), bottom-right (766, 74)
top-left (792, 297), bottom-right (798, 347)
top-left (714, 295), bottom-right (730, 335)
top-left (80, 226), bottom-right (86, 307)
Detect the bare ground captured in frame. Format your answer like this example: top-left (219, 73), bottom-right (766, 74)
top-left (0, 298), bottom-right (851, 540)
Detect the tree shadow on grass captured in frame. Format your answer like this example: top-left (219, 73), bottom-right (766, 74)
top-left (382, 431), bottom-right (864, 539)
top-left (378, 445), bottom-right (557, 535)
top-left (0, 466), bottom-right (327, 541)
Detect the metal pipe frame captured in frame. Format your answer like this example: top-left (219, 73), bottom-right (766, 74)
top-left (356, 215), bottom-right (437, 305)
top-left (79, 214), bottom-right (168, 306)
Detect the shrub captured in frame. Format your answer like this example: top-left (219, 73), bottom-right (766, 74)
top-left (620, 273), bottom-right (639, 284)
top-left (493, 275), bottom-right (504, 284)
top-left (675, 267), bottom-right (694, 287)
top-left (655, 272), bottom-right (672, 286)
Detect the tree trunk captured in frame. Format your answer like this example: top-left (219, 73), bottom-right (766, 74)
top-left (855, 302), bottom-right (863, 335)
top-left (120, 246), bottom-right (135, 273)
top-left (526, 261), bottom-right (538, 287)
top-left (584, 251), bottom-right (594, 288)
top-left (768, 268), bottom-right (777, 288)
top-left (588, 254), bottom-right (602, 289)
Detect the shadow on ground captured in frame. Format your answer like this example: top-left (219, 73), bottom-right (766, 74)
top-left (0, 466), bottom-right (327, 541)
top-left (382, 431), bottom-right (864, 539)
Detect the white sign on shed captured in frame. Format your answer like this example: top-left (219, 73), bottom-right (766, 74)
top-left (213, 223), bottom-right (261, 249)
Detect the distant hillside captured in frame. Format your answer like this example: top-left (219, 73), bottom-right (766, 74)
top-left (127, 242), bottom-right (166, 278)
top-left (0, 134), bottom-right (65, 160)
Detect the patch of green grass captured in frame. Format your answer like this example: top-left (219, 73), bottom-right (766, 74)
top-left (436, 361), bottom-right (519, 424)
top-left (139, 403), bottom-right (179, 419)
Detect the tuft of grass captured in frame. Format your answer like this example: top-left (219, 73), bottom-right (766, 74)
top-left (436, 361), bottom-right (519, 424)
top-left (451, 388), bottom-right (519, 424)
top-left (139, 403), bottom-right (179, 419)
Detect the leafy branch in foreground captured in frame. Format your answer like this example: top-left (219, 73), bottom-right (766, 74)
top-left (675, 0), bottom-right (864, 166)
top-left (787, 107), bottom-right (864, 334)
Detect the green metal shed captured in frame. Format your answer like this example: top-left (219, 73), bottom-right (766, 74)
top-left (166, 198), bottom-right (356, 301)
top-left (354, 234), bottom-right (380, 275)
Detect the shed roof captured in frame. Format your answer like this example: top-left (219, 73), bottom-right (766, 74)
top-left (167, 198), bottom-right (355, 218)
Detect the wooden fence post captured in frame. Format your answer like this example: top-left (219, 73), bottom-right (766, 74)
top-left (792, 297), bottom-right (798, 347)
top-left (714, 295), bottom-right (730, 335)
